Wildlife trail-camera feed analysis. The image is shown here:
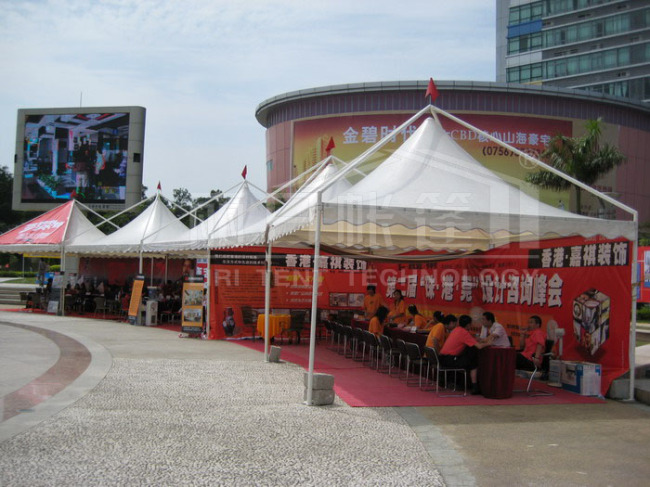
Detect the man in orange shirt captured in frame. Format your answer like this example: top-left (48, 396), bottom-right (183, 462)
top-left (440, 314), bottom-right (492, 394)
top-left (363, 285), bottom-right (383, 319)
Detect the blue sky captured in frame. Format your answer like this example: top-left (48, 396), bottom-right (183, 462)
top-left (0, 0), bottom-right (496, 199)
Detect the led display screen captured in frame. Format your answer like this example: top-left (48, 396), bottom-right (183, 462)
top-left (21, 112), bottom-right (130, 204)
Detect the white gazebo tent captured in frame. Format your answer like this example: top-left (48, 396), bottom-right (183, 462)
top-left (67, 193), bottom-right (190, 274)
top-left (251, 105), bottom-right (637, 404)
top-left (146, 180), bottom-right (272, 253)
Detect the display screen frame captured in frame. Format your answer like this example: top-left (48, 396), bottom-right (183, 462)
top-left (13, 106), bottom-right (146, 212)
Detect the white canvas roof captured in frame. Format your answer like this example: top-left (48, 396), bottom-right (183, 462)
top-left (0, 200), bottom-right (105, 255)
top-left (266, 116), bottom-right (635, 253)
top-left (147, 181), bottom-right (271, 252)
top-left (68, 194), bottom-right (189, 255)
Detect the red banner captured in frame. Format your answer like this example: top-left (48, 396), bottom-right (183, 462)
top-left (209, 247), bottom-right (369, 340)
top-left (0, 200), bottom-right (73, 245)
top-left (372, 236), bottom-right (632, 395)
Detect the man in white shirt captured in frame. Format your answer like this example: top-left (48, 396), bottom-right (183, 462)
top-left (479, 311), bottom-right (511, 347)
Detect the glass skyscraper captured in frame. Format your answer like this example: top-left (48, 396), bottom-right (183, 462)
top-left (496, 0), bottom-right (649, 102)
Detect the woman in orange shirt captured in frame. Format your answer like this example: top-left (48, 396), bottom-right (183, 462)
top-left (369, 306), bottom-right (390, 337)
top-left (388, 290), bottom-right (407, 325)
top-left (407, 305), bottom-right (428, 330)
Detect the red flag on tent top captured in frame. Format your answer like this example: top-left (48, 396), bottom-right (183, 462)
top-left (157, 181), bottom-right (162, 191)
top-left (425, 78), bottom-right (439, 102)
top-left (241, 165), bottom-right (248, 180)
top-left (325, 137), bottom-right (335, 156)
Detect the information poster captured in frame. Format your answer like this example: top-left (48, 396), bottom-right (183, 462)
top-left (128, 275), bottom-right (145, 325)
top-left (46, 272), bottom-right (64, 315)
top-left (182, 277), bottom-right (204, 334)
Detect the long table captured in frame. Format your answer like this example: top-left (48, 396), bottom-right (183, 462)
top-left (383, 327), bottom-right (428, 348)
top-left (256, 314), bottom-right (291, 338)
top-left (477, 347), bottom-right (516, 399)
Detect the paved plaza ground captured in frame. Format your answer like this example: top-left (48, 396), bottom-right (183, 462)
top-left (1, 310), bottom-right (649, 486)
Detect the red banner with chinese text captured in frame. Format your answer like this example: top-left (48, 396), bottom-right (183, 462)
top-left (373, 236), bottom-right (632, 395)
top-left (209, 247), bottom-right (370, 340)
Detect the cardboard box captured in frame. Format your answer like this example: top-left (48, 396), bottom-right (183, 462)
top-left (560, 361), bottom-right (602, 396)
top-left (548, 359), bottom-right (562, 386)
top-left (573, 288), bottom-right (610, 355)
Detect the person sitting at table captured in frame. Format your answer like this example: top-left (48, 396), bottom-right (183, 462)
top-left (406, 305), bottom-right (428, 330)
top-left (363, 285), bottom-right (383, 319)
top-left (426, 313), bottom-right (454, 351)
top-left (432, 310), bottom-right (444, 325)
top-left (478, 311), bottom-right (511, 347)
top-left (387, 289), bottom-right (407, 325)
top-left (369, 306), bottom-right (389, 337)
top-left (516, 315), bottom-right (547, 371)
top-left (223, 305), bottom-right (236, 336)
top-left (439, 314), bottom-right (493, 394)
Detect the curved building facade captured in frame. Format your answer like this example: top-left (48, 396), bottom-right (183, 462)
top-left (256, 80), bottom-right (650, 224)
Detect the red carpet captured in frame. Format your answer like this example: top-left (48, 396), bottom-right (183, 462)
top-left (236, 340), bottom-right (605, 407)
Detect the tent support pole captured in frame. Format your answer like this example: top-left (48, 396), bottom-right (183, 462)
top-left (264, 242), bottom-right (272, 361)
top-left (59, 246), bottom-right (66, 317)
top-left (150, 257), bottom-right (154, 285)
top-left (306, 193), bottom-right (322, 406)
top-left (138, 252), bottom-right (143, 274)
top-left (205, 250), bottom-right (210, 339)
top-left (629, 214), bottom-right (639, 401)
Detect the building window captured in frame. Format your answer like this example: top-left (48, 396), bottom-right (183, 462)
top-left (542, 9), bottom-right (649, 49)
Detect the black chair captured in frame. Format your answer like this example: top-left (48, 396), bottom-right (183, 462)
top-left (429, 347), bottom-right (468, 397)
top-left (422, 346), bottom-right (439, 391)
top-left (340, 325), bottom-right (354, 357)
top-left (403, 342), bottom-right (428, 387)
top-left (361, 331), bottom-right (381, 369)
top-left (329, 322), bottom-right (343, 352)
top-left (322, 320), bottom-right (334, 345)
top-left (378, 335), bottom-right (402, 376)
top-left (515, 339), bottom-right (555, 396)
top-left (281, 310), bottom-right (308, 344)
top-left (351, 327), bottom-right (365, 361)
top-left (240, 306), bottom-right (258, 340)
top-left (394, 339), bottom-right (409, 380)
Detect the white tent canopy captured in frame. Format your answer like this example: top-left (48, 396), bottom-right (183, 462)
top-left (147, 181), bottom-right (271, 252)
top-left (67, 194), bottom-right (189, 256)
top-left (249, 106), bottom-right (638, 405)
top-left (264, 115), bottom-right (635, 253)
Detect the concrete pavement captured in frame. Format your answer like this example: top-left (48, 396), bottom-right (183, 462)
top-left (1, 310), bottom-right (650, 486)
top-left (0, 312), bottom-right (444, 486)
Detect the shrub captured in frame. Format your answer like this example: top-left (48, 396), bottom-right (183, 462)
top-left (638, 306), bottom-right (650, 321)
top-left (0, 271), bottom-right (36, 278)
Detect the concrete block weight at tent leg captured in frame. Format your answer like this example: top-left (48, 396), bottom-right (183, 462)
top-left (303, 372), bottom-right (335, 390)
top-left (303, 388), bottom-right (335, 406)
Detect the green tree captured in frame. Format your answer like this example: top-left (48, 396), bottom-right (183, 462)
top-left (0, 165), bottom-right (25, 234)
top-left (193, 189), bottom-right (229, 222)
top-left (525, 118), bottom-right (625, 215)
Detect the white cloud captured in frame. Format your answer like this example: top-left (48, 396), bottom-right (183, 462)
top-left (0, 0), bottom-right (495, 199)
